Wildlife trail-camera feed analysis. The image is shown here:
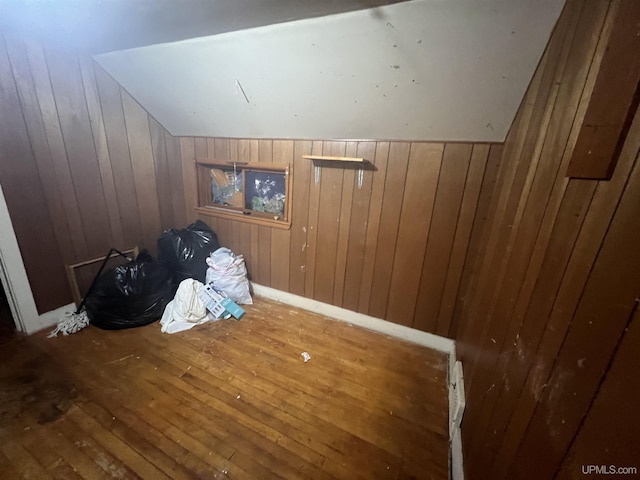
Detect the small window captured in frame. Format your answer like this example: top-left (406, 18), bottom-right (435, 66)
top-left (195, 160), bottom-right (292, 229)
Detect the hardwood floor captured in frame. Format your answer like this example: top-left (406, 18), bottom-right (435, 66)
top-left (0, 297), bottom-right (449, 479)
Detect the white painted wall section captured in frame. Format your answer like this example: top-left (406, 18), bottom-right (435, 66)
top-left (96, 0), bottom-right (564, 142)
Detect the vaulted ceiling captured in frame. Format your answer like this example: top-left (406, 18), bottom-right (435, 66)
top-left (1, 0), bottom-right (565, 141)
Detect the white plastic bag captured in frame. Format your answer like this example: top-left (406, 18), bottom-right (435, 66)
top-left (205, 247), bottom-right (253, 304)
top-left (160, 279), bottom-right (210, 334)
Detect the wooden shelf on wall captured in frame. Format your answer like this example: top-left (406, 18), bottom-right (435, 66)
top-left (302, 155), bottom-right (365, 163)
top-left (303, 154), bottom-right (370, 188)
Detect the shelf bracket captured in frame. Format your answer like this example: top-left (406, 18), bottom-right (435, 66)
top-left (314, 165), bottom-right (321, 186)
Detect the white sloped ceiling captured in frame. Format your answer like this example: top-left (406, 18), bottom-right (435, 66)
top-left (96, 0), bottom-right (564, 142)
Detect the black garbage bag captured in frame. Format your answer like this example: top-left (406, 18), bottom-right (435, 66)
top-left (157, 220), bottom-right (220, 284)
top-left (84, 251), bottom-right (174, 330)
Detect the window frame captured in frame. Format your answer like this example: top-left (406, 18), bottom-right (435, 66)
top-left (195, 159), bottom-right (293, 230)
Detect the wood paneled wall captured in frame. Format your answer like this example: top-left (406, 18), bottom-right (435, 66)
top-left (454, 1), bottom-right (640, 478)
top-left (0, 34), bottom-right (186, 312)
top-left (179, 137), bottom-right (501, 333)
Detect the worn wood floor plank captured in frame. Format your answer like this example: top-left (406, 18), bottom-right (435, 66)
top-left (1, 297), bottom-right (449, 479)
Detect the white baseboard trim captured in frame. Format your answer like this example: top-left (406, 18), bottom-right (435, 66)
top-left (251, 283), bottom-right (464, 479)
top-left (251, 283), bottom-right (455, 355)
top-left (26, 302), bottom-right (76, 335)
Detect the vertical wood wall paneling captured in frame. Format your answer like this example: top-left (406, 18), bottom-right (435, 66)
top-left (331, 141), bottom-right (358, 306)
top-left (457, 0), bottom-right (565, 460)
top-left (194, 137), bottom-right (215, 230)
top-left (341, 141), bottom-right (376, 312)
top-left (249, 139), bottom-right (259, 163)
top-left (498, 0), bottom-right (612, 349)
top-left (555, 306), bottom-right (639, 478)
top-left (495, 100), bottom-right (640, 480)
top-left (461, 5), bottom-right (567, 343)
top-left (0, 33), bottom-right (70, 311)
top-left (206, 137), bottom-right (217, 158)
top-left (474, 181), bottom-right (596, 474)
top-left (492, 2), bottom-right (619, 476)
top-left (447, 144), bottom-right (503, 340)
top-left (435, 144), bottom-right (490, 337)
top-left (288, 140), bottom-right (313, 296)
top-left (466, 1), bottom-right (614, 472)
top-left (121, 91), bottom-right (162, 252)
top-left (511, 131), bottom-right (640, 479)
top-left (457, 0), bottom-right (582, 401)
top-left (492, 0), bottom-right (616, 412)
top-left (386, 142), bottom-right (443, 327)
top-left (0, 37), bottom-right (194, 311)
top-left (464, 0), bottom-right (600, 456)
top-left (368, 142), bottom-right (409, 319)
top-left (303, 141), bottom-right (324, 298)
top-left (445, 2), bottom-right (640, 479)
top-left (196, 137), bottom-right (211, 229)
top-left (237, 138), bottom-right (250, 162)
top-left (257, 139), bottom-right (272, 165)
top-left (451, 53), bottom-right (547, 355)
top-left (79, 57), bottom-right (125, 248)
top-left (357, 141), bottom-right (389, 314)
top-left (179, 137), bottom-right (198, 225)
top-left (249, 223), bottom-right (260, 282)
top-left (148, 116), bottom-right (174, 231)
top-left (4, 36), bottom-right (76, 264)
top-left (313, 141), bottom-right (346, 304)
top-left (476, 0), bottom-right (578, 469)
top-left (94, 65), bottom-right (144, 249)
top-left (567, 0), bottom-right (640, 179)
top-left (412, 144), bottom-right (470, 331)
top-left (45, 48), bottom-right (113, 259)
top-left (25, 40), bottom-right (90, 260)
top-left (164, 131), bottom-right (187, 229)
top-left (270, 140), bottom-right (293, 292)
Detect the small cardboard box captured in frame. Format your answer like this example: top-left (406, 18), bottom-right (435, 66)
top-left (197, 285), bottom-right (227, 318)
top-left (219, 295), bottom-right (245, 320)
top-left (198, 284), bottom-right (245, 320)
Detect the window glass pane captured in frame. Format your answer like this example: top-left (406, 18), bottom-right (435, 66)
top-left (210, 168), bottom-right (243, 208)
top-left (244, 171), bottom-right (286, 216)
